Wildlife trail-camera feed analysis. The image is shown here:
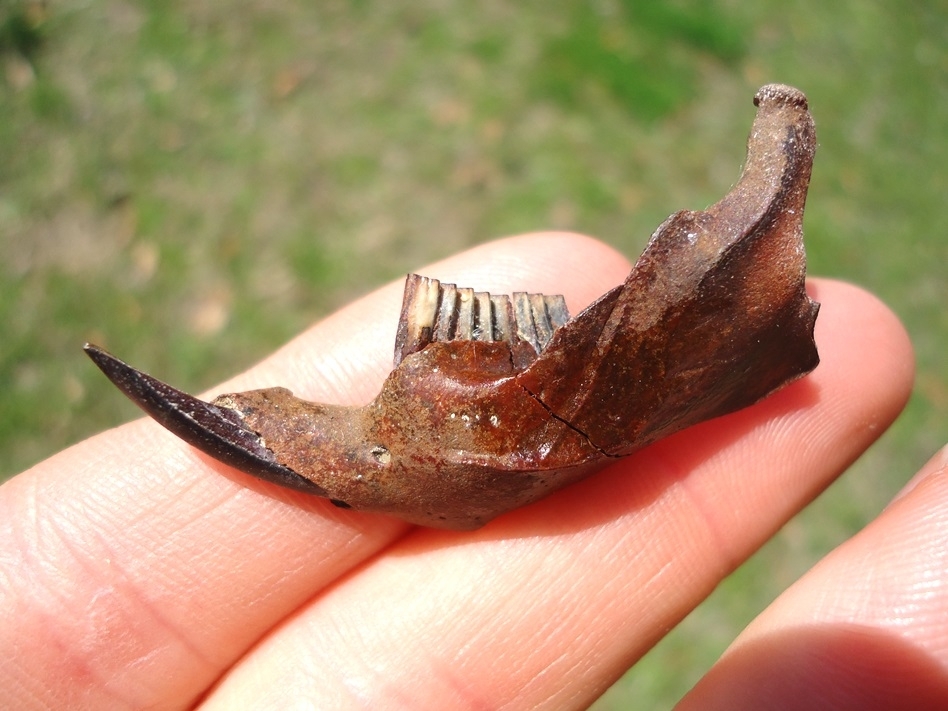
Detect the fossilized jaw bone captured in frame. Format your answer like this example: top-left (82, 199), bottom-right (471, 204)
top-left (85, 83), bottom-right (819, 530)
top-left (515, 83), bottom-right (819, 456)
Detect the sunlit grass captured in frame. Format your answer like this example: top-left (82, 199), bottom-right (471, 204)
top-left (1, 1), bottom-right (945, 707)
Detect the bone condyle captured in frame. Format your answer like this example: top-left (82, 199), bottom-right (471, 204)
top-left (86, 84), bottom-right (819, 529)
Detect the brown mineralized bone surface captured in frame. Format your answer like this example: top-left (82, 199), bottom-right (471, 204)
top-left (86, 83), bottom-right (819, 529)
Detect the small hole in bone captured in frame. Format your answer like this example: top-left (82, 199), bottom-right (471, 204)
top-left (371, 446), bottom-right (392, 465)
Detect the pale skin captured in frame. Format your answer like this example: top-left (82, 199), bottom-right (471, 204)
top-left (1, 232), bottom-right (942, 709)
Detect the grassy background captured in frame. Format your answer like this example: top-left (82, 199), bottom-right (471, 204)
top-left (2, 0), bottom-right (945, 706)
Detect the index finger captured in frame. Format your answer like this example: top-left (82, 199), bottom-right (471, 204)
top-left (200, 279), bottom-right (913, 710)
top-left (0, 232), bottom-right (630, 710)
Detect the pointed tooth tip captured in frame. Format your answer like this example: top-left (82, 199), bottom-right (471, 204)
top-left (83, 343), bottom-right (145, 390)
top-left (83, 342), bottom-right (123, 376)
top-left (83, 342), bottom-right (114, 364)
top-left (82, 341), bottom-right (330, 498)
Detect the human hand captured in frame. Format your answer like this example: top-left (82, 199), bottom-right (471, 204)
top-left (679, 455), bottom-right (948, 709)
top-left (0, 233), bottom-right (919, 709)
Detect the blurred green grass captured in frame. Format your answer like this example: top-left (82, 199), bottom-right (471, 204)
top-left (1, 0), bottom-right (945, 707)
